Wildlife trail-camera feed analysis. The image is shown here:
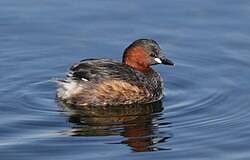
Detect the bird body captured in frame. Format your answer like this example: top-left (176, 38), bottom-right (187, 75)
top-left (56, 39), bottom-right (174, 106)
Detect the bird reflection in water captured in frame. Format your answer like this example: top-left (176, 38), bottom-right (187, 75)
top-left (57, 100), bottom-right (172, 152)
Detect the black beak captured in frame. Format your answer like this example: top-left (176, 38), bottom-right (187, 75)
top-left (161, 57), bottom-right (175, 66)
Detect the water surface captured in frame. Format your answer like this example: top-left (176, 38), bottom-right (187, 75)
top-left (1, 0), bottom-right (250, 159)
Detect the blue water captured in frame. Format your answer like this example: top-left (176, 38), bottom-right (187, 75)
top-left (1, 0), bottom-right (250, 159)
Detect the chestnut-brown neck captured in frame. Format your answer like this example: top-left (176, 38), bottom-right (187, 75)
top-left (123, 46), bottom-right (153, 73)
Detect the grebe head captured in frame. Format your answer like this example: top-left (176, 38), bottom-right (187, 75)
top-left (122, 39), bottom-right (174, 72)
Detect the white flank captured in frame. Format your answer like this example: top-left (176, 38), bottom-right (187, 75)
top-left (57, 80), bottom-right (79, 99)
top-left (81, 78), bottom-right (88, 81)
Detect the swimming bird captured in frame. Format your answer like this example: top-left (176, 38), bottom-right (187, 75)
top-left (56, 39), bottom-right (174, 106)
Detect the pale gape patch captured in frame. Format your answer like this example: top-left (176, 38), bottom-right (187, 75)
top-left (154, 58), bottom-right (162, 64)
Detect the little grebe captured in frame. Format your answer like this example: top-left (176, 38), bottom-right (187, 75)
top-left (56, 39), bottom-right (174, 106)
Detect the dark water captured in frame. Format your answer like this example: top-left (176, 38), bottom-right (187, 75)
top-left (1, 0), bottom-right (250, 159)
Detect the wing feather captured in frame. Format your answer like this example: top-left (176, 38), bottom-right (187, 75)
top-left (68, 59), bottom-right (140, 83)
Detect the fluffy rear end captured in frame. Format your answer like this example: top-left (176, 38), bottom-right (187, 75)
top-left (56, 79), bottom-right (79, 101)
